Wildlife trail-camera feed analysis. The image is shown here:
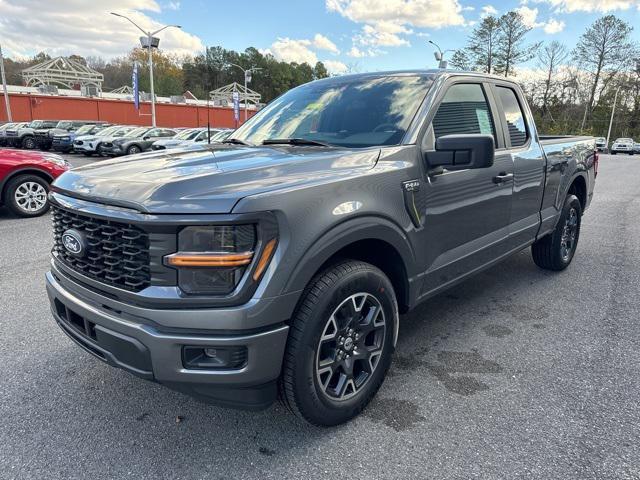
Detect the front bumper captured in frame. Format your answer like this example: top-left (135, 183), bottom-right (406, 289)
top-left (101, 144), bottom-right (124, 156)
top-left (46, 267), bottom-right (290, 410)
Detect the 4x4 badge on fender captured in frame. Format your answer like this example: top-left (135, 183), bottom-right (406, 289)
top-left (61, 229), bottom-right (85, 257)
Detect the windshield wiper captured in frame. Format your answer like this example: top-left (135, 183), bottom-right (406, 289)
top-left (262, 138), bottom-right (332, 147)
top-left (222, 138), bottom-right (250, 145)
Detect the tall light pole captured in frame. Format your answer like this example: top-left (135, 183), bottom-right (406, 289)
top-left (605, 86), bottom-right (621, 154)
top-left (229, 63), bottom-right (261, 122)
top-left (0, 44), bottom-right (12, 122)
top-left (111, 12), bottom-right (181, 127)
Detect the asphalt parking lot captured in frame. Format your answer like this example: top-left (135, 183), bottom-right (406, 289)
top-left (1, 153), bottom-right (639, 479)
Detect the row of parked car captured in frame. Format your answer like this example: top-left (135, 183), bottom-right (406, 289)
top-left (0, 120), bottom-right (234, 157)
top-left (595, 136), bottom-right (639, 154)
top-left (0, 120), bottom-right (235, 218)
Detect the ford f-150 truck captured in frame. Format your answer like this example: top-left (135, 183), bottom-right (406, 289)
top-left (46, 71), bottom-right (596, 426)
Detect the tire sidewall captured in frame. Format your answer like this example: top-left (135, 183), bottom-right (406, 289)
top-left (22, 136), bottom-right (36, 149)
top-left (292, 265), bottom-right (397, 425)
top-left (552, 194), bottom-right (582, 267)
top-left (127, 145), bottom-right (140, 155)
top-left (5, 175), bottom-right (50, 217)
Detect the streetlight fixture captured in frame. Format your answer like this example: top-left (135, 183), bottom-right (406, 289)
top-left (0, 44), bottom-right (12, 122)
top-left (428, 40), bottom-right (453, 69)
top-left (228, 63), bottom-right (261, 122)
top-left (111, 12), bottom-right (181, 127)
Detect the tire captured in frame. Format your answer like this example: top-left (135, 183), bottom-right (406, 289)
top-left (532, 194), bottom-right (582, 271)
top-left (3, 174), bottom-right (50, 217)
top-left (22, 136), bottom-right (36, 150)
top-left (82, 152), bottom-right (93, 157)
top-left (612, 152), bottom-right (617, 155)
top-left (127, 145), bottom-right (141, 155)
top-left (279, 260), bottom-right (398, 426)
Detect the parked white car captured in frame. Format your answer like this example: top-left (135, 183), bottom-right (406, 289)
top-left (150, 128), bottom-right (233, 150)
top-left (595, 137), bottom-right (607, 151)
top-left (611, 138), bottom-right (634, 155)
top-left (73, 125), bottom-right (137, 156)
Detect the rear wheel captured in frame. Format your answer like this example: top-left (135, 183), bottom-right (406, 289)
top-left (279, 260), bottom-right (398, 426)
top-left (4, 174), bottom-right (50, 217)
top-left (532, 194), bottom-right (582, 271)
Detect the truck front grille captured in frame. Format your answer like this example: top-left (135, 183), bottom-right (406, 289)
top-left (52, 206), bottom-right (151, 291)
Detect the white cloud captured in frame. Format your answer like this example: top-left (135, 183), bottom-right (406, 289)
top-left (543, 18), bottom-right (565, 33)
top-left (323, 60), bottom-right (348, 73)
top-left (515, 5), bottom-right (541, 27)
top-left (270, 38), bottom-right (318, 64)
top-left (313, 34), bottom-right (340, 54)
top-left (514, 6), bottom-right (566, 34)
top-left (166, 1), bottom-right (181, 10)
top-left (540, 0), bottom-right (638, 12)
top-left (0, 0), bottom-right (203, 58)
top-left (347, 46), bottom-right (365, 57)
top-left (327, 0), bottom-right (466, 48)
top-left (481, 4), bottom-right (498, 17)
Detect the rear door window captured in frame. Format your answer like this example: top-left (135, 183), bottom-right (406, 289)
top-left (496, 86), bottom-right (528, 147)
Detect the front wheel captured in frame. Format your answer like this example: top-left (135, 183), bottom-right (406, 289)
top-left (4, 174), bottom-right (50, 217)
top-left (532, 194), bottom-right (582, 271)
top-left (22, 136), bottom-right (36, 150)
top-left (127, 145), bottom-right (141, 155)
top-left (279, 260), bottom-right (398, 426)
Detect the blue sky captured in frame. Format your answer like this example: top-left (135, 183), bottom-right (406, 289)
top-left (2, 0), bottom-right (640, 74)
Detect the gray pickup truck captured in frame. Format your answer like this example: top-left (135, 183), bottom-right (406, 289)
top-left (46, 70), bottom-right (597, 426)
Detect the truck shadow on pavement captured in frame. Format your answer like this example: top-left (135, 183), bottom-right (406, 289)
top-left (26, 248), bottom-right (555, 470)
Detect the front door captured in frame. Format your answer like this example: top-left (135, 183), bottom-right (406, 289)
top-left (417, 81), bottom-right (514, 298)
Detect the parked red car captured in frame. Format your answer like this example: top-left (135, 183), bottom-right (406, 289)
top-left (0, 149), bottom-right (70, 217)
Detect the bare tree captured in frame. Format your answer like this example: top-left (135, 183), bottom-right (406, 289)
top-left (538, 41), bottom-right (568, 116)
top-left (494, 11), bottom-right (540, 77)
top-left (573, 15), bottom-right (635, 127)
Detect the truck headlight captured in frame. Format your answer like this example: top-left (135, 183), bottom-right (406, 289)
top-left (165, 225), bottom-right (275, 295)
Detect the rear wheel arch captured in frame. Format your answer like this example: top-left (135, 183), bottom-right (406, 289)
top-left (283, 217), bottom-right (416, 314)
top-left (568, 174), bottom-right (587, 210)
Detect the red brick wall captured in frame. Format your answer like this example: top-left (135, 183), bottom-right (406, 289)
top-left (0, 93), bottom-right (252, 128)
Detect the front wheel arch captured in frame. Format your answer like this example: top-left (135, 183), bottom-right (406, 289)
top-left (283, 217), bottom-right (416, 314)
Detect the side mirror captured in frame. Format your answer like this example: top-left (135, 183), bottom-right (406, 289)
top-left (424, 134), bottom-right (494, 173)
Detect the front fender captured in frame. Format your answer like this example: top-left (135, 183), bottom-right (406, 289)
top-left (282, 215), bottom-right (418, 305)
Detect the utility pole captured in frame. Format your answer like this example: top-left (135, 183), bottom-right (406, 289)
top-left (605, 86), bottom-right (621, 154)
top-left (111, 12), bottom-right (181, 127)
top-left (0, 45), bottom-right (12, 122)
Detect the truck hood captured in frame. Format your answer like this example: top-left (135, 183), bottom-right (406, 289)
top-left (52, 144), bottom-right (380, 214)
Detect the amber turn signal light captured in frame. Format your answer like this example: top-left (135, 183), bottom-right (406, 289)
top-left (166, 252), bottom-right (253, 267)
top-left (253, 238), bottom-right (278, 281)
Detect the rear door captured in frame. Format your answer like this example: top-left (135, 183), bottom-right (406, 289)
top-left (490, 83), bottom-right (546, 248)
top-left (418, 79), bottom-right (515, 296)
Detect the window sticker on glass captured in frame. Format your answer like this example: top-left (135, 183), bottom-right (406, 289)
top-left (476, 109), bottom-right (492, 135)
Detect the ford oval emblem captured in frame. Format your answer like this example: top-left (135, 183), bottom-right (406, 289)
top-left (61, 229), bottom-right (85, 257)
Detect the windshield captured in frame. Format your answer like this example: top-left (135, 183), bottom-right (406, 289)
top-left (124, 127), bottom-right (149, 138)
top-left (616, 138), bottom-right (633, 143)
top-left (75, 124), bottom-right (94, 135)
top-left (212, 130), bottom-right (232, 141)
top-left (56, 121), bottom-right (74, 130)
top-left (232, 74), bottom-right (433, 148)
top-left (28, 121), bottom-right (43, 128)
top-left (174, 129), bottom-right (201, 140)
top-left (94, 126), bottom-right (120, 137)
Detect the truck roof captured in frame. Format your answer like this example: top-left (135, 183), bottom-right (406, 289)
top-left (311, 69), bottom-right (521, 86)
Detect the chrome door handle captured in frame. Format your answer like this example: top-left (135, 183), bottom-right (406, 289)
top-left (492, 173), bottom-right (514, 184)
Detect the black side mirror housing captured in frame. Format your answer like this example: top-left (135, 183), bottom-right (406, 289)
top-left (424, 134), bottom-right (495, 172)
